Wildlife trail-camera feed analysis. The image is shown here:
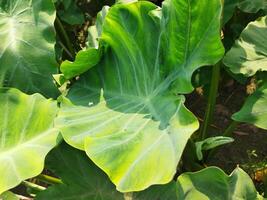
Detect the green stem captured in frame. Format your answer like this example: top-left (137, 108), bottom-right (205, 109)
top-left (58, 41), bottom-right (74, 59)
top-left (200, 62), bottom-right (221, 140)
top-left (55, 17), bottom-right (75, 59)
top-left (36, 174), bottom-right (63, 185)
top-left (22, 181), bottom-right (45, 192)
top-left (222, 120), bottom-right (238, 137)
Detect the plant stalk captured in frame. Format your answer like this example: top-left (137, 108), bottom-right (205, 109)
top-left (222, 120), bottom-right (239, 137)
top-left (200, 62), bottom-right (221, 140)
top-left (36, 174), bottom-right (63, 185)
top-left (55, 17), bottom-right (75, 59)
top-left (22, 181), bottom-right (45, 192)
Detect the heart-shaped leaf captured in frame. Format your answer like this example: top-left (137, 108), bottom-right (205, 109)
top-left (0, 88), bottom-right (59, 194)
top-left (36, 142), bottom-right (124, 200)
top-left (0, 0), bottom-right (59, 98)
top-left (224, 16), bottom-right (267, 76)
top-left (56, 0), bottom-right (224, 192)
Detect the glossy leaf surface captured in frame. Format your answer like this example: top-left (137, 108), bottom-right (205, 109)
top-left (0, 0), bottom-right (59, 98)
top-left (56, 0), bottom-right (224, 192)
top-left (0, 88), bottom-right (59, 194)
top-left (224, 17), bottom-right (267, 76)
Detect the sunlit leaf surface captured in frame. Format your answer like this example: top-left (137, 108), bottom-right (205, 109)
top-left (0, 88), bottom-right (59, 194)
top-left (133, 167), bottom-right (263, 200)
top-left (224, 17), bottom-right (267, 76)
top-left (56, 0), bottom-right (224, 192)
top-left (0, 0), bottom-right (59, 98)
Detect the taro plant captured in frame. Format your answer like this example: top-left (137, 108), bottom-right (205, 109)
top-left (0, 0), bottom-right (267, 199)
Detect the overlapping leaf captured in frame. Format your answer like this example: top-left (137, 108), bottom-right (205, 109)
top-left (0, 88), bottom-right (59, 194)
top-left (224, 16), bottom-right (267, 76)
top-left (0, 191), bottom-right (19, 200)
top-left (0, 0), bottom-right (59, 98)
top-left (224, 16), bottom-right (267, 129)
top-left (56, 0), bottom-right (85, 25)
top-left (223, 0), bottom-right (238, 24)
top-left (133, 167), bottom-right (263, 200)
top-left (36, 142), bottom-right (124, 200)
top-left (223, 0), bottom-right (267, 25)
top-left (56, 0), bottom-right (224, 192)
top-left (60, 6), bottom-right (109, 79)
top-left (238, 0), bottom-right (267, 13)
top-left (232, 82), bottom-right (267, 130)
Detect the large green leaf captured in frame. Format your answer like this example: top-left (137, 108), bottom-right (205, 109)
top-left (0, 0), bottom-right (59, 98)
top-left (223, 16), bottom-right (267, 76)
top-left (133, 167), bottom-right (263, 200)
top-left (56, 0), bottom-right (224, 192)
top-left (36, 142), bottom-right (124, 200)
top-left (0, 88), bottom-right (59, 194)
top-left (161, 0), bottom-right (224, 93)
top-left (232, 82), bottom-right (267, 130)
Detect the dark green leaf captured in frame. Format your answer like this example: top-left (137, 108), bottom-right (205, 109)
top-left (223, 0), bottom-right (238, 24)
top-left (57, 0), bottom-right (84, 25)
top-left (35, 142), bottom-right (124, 200)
